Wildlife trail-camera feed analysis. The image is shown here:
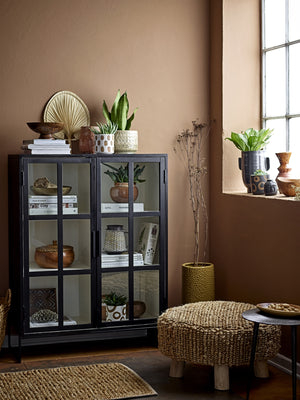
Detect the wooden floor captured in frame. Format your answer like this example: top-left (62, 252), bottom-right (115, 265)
top-left (0, 338), bottom-right (299, 399)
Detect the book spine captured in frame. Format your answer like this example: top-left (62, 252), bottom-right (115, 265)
top-left (29, 208), bottom-right (78, 215)
top-left (28, 196), bottom-right (77, 203)
top-left (29, 203), bottom-right (77, 209)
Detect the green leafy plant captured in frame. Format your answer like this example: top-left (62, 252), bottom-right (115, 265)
top-left (103, 291), bottom-right (127, 306)
top-left (103, 90), bottom-right (138, 131)
top-left (225, 128), bottom-right (273, 151)
top-left (253, 169), bottom-right (267, 176)
top-left (103, 163), bottom-right (146, 183)
top-left (91, 121), bottom-right (118, 135)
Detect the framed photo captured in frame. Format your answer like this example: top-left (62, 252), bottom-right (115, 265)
top-left (29, 288), bottom-right (57, 316)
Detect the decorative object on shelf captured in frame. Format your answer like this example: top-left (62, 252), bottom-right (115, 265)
top-left (0, 289), bottom-right (11, 351)
top-left (126, 300), bottom-right (146, 318)
top-left (34, 240), bottom-right (74, 269)
top-left (103, 225), bottom-right (127, 254)
top-left (103, 291), bottom-right (127, 322)
top-left (275, 152), bottom-right (292, 193)
top-left (225, 128), bottom-right (273, 192)
top-left (264, 179), bottom-right (278, 196)
top-left (29, 288), bottom-right (57, 316)
top-left (78, 126), bottom-right (95, 154)
top-left (31, 177), bottom-right (72, 195)
top-left (137, 222), bottom-right (159, 265)
top-left (103, 163), bottom-right (145, 203)
top-left (250, 169), bottom-right (269, 195)
top-left (27, 122), bottom-right (64, 140)
top-left (91, 121), bottom-right (117, 154)
top-left (102, 90), bottom-right (138, 153)
top-left (276, 177), bottom-right (300, 197)
top-left (182, 262), bottom-right (215, 303)
top-left (256, 302), bottom-right (300, 317)
top-left (44, 90), bottom-right (90, 143)
top-left (294, 187), bottom-right (300, 201)
top-left (175, 121), bottom-right (214, 303)
top-left (30, 309), bottom-right (58, 323)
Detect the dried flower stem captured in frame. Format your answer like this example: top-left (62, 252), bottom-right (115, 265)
top-left (174, 120), bottom-right (210, 265)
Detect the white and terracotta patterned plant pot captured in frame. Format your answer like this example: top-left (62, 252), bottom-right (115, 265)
top-left (105, 304), bottom-right (127, 322)
top-left (94, 133), bottom-right (114, 154)
top-left (114, 130), bottom-right (138, 154)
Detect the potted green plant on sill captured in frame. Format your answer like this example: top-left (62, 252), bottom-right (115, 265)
top-left (250, 169), bottom-right (269, 195)
top-left (103, 291), bottom-right (127, 322)
top-left (103, 163), bottom-right (145, 203)
top-left (102, 90), bottom-right (138, 154)
top-left (225, 128), bottom-right (273, 193)
top-left (91, 121), bottom-right (118, 154)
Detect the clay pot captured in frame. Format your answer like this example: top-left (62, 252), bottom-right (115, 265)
top-left (79, 126), bottom-right (95, 154)
top-left (110, 182), bottom-right (138, 203)
top-left (35, 240), bottom-right (74, 269)
top-left (126, 301), bottom-right (146, 318)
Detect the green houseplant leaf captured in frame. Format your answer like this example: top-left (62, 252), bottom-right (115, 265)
top-left (225, 128), bottom-right (273, 151)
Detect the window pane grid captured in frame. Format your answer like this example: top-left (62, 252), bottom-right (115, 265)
top-left (262, 0), bottom-right (300, 174)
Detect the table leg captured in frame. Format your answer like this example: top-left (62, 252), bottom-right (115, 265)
top-left (246, 322), bottom-right (259, 400)
top-left (291, 326), bottom-right (297, 400)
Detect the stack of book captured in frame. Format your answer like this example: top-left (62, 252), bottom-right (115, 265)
top-left (28, 195), bottom-right (78, 215)
top-left (22, 139), bottom-right (71, 154)
top-left (101, 252), bottom-right (144, 267)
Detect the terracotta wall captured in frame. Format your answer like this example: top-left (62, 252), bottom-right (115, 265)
top-left (0, 0), bottom-right (209, 306)
top-left (210, 0), bottom-right (300, 360)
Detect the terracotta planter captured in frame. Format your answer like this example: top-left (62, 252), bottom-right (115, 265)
top-left (110, 182), bottom-right (138, 203)
top-left (182, 262), bottom-right (215, 304)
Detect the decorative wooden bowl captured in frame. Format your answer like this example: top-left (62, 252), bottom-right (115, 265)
top-left (276, 177), bottom-right (300, 197)
top-left (27, 122), bottom-right (64, 139)
top-left (35, 240), bottom-right (74, 269)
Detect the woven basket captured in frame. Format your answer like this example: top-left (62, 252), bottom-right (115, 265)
top-left (0, 289), bottom-right (11, 350)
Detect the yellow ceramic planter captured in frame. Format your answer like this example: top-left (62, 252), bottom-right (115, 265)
top-left (182, 262), bottom-right (215, 304)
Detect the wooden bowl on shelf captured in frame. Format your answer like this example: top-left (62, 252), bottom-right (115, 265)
top-left (276, 177), bottom-right (300, 197)
top-left (35, 240), bottom-right (74, 269)
top-left (27, 122), bottom-right (64, 139)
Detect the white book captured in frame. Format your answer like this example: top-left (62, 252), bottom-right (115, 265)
top-left (101, 252), bottom-right (144, 267)
top-left (28, 195), bottom-right (78, 203)
top-left (29, 207), bottom-right (78, 215)
top-left (101, 203), bottom-right (144, 213)
top-left (29, 203), bottom-right (78, 209)
top-left (137, 223), bottom-right (159, 265)
top-left (30, 149), bottom-right (71, 154)
top-left (28, 144), bottom-right (70, 149)
top-left (23, 139), bottom-right (66, 145)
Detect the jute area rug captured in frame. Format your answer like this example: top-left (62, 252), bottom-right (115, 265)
top-left (0, 362), bottom-right (157, 400)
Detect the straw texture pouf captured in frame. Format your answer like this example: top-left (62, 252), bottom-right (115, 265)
top-left (158, 301), bottom-right (281, 391)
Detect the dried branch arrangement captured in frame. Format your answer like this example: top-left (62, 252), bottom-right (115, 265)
top-left (174, 120), bottom-right (210, 266)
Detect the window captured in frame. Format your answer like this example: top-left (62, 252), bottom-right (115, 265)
top-left (262, 0), bottom-right (300, 178)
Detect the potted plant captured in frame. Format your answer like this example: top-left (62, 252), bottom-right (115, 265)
top-left (103, 291), bottom-right (127, 322)
top-left (174, 120), bottom-right (215, 303)
top-left (103, 163), bottom-right (145, 202)
top-left (250, 169), bottom-right (269, 195)
top-left (225, 128), bottom-right (273, 192)
top-left (91, 121), bottom-right (118, 154)
top-left (102, 90), bottom-right (138, 153)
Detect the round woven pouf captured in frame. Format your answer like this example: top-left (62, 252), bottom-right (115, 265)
top-left (158, 301), bottom-right (281, 391)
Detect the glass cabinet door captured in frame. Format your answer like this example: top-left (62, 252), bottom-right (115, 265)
top-left (24, 159), bottom-right (93, 331)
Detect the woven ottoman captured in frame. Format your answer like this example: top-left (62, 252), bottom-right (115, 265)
top-left (158, 301), bottom-right (281, 390)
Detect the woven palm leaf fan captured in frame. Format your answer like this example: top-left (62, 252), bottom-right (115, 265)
top-left (44, 91), bottom-right (90, 143)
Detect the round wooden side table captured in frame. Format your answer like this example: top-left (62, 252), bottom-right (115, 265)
top-left (243, 308), bottom-right (300, 400)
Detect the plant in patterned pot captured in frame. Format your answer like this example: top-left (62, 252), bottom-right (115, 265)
top-left (250, 169), bottom-right (269, 195)
top-left (103, 292), bottom-right (127, 322)
top-left (102, 90), bottom-right (138, 153)
top-left (91, 121), bottom-right (118, 154)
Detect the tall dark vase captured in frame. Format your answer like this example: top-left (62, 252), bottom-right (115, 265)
top-left (238, 151), bottom-right (270, 193)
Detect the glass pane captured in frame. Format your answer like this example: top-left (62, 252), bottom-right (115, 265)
top-left (134, 270), bottom-right (159, 319)
top-left (264, 0), bottom-right (285, 48)
top-left (102, 272), bottom-right (128, 322)
top-left (265, 119), bottom-right (286, 180)
top-left (29, 220), bottom-right (57, 272)
top-left (134, 162), bottom-right (159, 211)
top-left (101, 217), bottom-right (129, 267)
top-left (63, 275), bottom-right (91, 326)
top-left (134, 216), bottom-right (160, 266)
top-left (63, 220), bottom-right (91, 270)
top-left (265, 48), bottom-right (286, 117)
top-left (29, 277), bottom-right (59, 328)
top-left (289, 117), bottom-right (300, 175)
top-left (289, 0), bottom-right (300, 41)
top-left (63, 163), bottom-right (90, 214)
top-left (289, 43), bottom-right (300, 114)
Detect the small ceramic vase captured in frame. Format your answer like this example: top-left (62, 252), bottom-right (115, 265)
top-left (250, 174), bottom-right (268, 195)
top-left (79, 126), bottom-right (95, 154)
top-left (264, 179), bottom-right (278, 196)
top-left (106, 304), bottom-right (126, 322)
top-left (276, 152), bottom-right (292, 193)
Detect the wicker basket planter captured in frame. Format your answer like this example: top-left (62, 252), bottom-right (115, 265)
top-left (0, 289), bottom-right (11, 350)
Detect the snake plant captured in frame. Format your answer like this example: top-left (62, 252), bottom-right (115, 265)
top-left (102, 90), bottom-right (138, 131)
top-left (225, 128), bottom-right (273, 151)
